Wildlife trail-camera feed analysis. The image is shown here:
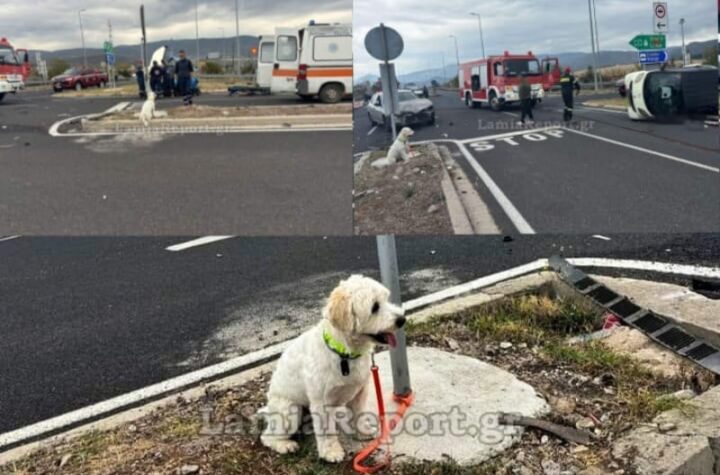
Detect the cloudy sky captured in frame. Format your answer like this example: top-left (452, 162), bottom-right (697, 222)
top-left (1, 0), bottom-right (351, 51)
top-left (354, 0), bottom-right (717, 77)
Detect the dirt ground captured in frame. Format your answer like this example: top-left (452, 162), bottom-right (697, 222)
top-left (3, 290), bottom-right (715, 475)
top-left (354, 145), bottom-right (454, 235)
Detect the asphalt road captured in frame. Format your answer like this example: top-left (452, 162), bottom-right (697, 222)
top-left (353, 91), bottom-right (720, 234)
top-left (1, 233), bottom-right (719, 434)
top-left (0, 91), bottom-right (351, 234)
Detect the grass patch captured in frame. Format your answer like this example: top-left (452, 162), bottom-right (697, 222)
top-left (157, 415), bottom-right (201, 440)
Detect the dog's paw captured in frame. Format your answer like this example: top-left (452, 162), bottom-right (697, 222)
top-left (319, 440), bottom-right (345, 463)
top-left (261, 436), bottom-right (299, 454)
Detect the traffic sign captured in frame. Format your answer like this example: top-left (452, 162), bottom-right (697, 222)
top-left (629, 34), bottom-right (666, 50)
top-left (653, 2), bottom-right (668, 33)
top-left (638, 49), bottom-right (668, 64)
top-left (365, 24), bottom-right (404, 62)
top-left (105, 52), bottom-right (116, 66)
top-left (103, 40), bottom-right (113, 53)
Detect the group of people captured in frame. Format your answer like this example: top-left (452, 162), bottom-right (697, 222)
top-left (136, 50), bottom-right (196, 106)
top-left (518, 67), bottom-right (581, 126)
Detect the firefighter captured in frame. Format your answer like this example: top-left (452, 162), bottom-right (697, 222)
top-left (560, 67), bottom-right (581, 122)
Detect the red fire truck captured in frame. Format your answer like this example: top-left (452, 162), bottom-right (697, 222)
top-left (459, 51), bottom-right (550, 111)
top-left (0, 37), bottom-right (30, 102)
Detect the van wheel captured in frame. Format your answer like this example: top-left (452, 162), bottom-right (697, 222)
top-left (489, 92), bottom-right (503, 111)
top-left (75, 82), bottom-right (83, 91)
top-left (465, 92), bottom-right (479, 109)
top-left (319, 84), bottom-right (343, 103)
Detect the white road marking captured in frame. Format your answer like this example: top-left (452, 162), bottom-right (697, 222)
top-left (455, 142), bottom-right (536, 234)
top-left (562, 127), bottom-right (719, 173)
top-left (0, 235), bottom-right (21, 243)
top-left (577, 105), bottom-right (626, 115)
top-left (367, 125), bottom-right (378, 136)
top-left (592, 235), bottom-right (612, 241)
top-left (166, 236), bottom-right (234, 252)
top-left (2, 256), bottom-right (718, 450)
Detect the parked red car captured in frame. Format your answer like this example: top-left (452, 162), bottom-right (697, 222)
top-left (52, 67), bottom-right (108, 92)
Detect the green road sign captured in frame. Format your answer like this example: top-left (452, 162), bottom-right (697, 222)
top-left (629, 34), bottom-right (666, 50)
top-left (103, 41), bottom-right (113, 53)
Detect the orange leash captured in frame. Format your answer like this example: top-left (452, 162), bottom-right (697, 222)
top-left (353, 362), bottom-right (414, 474)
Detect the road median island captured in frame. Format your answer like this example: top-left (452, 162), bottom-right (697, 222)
top-left (82, 103), bottom-right (352, 133)
top-left (2, 276), bottom-right (716, 474)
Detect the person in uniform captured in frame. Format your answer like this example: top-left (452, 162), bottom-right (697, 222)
top-left (560, 67), bottom-right (581, 122)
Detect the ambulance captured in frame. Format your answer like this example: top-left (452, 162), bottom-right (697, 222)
top-left (0, 37), bottom-right (30, 102)
top-left (458, 51), bottom-right (545, 111)
top-left (258, 21), bottom-right (352, 103)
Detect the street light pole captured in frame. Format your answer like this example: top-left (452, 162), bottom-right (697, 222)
top-left (234, 0), bottom-right (241, 76)
top-left (218, 27), bottom-right (225, 59)
top-left (441, 52), bottom-right (446, 84)
top-left (78, 9), bottom-right (87, 68)
top-left (469, 12), bottom-right (486, 58)
top-left (449, 34), bottom-right (460, 71)
top-left (587, 0), bottom-right (599, 91)
top-left (679, 18), bottom-right (686, 66)
top-left (591, 0), bottom-right (601, 87)
top-left (194, 0), bottom-right (201, 61)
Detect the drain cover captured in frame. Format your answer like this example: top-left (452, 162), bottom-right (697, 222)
top-left (586, 286), bottom-right (619, 305)
top-left (685, 343), bottom-right (719, 362)
top-left (609, 298), bottom-right (642, 318)
top-left (633, 313), bottom-right (668, 334)
top-left (656, 327), bottom-right (696, 350)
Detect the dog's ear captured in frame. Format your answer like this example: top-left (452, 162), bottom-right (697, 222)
top-left (326, 287), bottom-right (353, 332)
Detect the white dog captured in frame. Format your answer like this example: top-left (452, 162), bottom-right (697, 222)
top-left (370, 126), bottom-right (415, 169)
top-left (139, 91), bottom-right (157, 127)
top-left (260, 275), bottom-right (406, 463)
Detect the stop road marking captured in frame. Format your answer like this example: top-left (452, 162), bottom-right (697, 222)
top-left (468, 129), bottom-right (564, 153)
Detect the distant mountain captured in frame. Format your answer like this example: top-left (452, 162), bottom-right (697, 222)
top-left (31, 36), bottom-right (259, 66)
top-left (357, 39), bottom-right (717, 86)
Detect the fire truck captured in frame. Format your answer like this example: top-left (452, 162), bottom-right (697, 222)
top-left (0, 37), bottom-right (30, 102)
top-left (458, 51), bottom-right (547, 111)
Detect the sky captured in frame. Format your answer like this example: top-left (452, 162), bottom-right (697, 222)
top-left (353, 0), bottom-right (718, 77)
top-left (1, 0), bottom-right (351, 51)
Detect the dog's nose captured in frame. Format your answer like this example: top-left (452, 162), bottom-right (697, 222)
top-left (395, 317), bottom-right (406, 328)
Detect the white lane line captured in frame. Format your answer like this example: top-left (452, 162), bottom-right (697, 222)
top-left (0, 235), bottom-right (21, 243)
top-left (592, 235), bottom-right (612, 241)
top-left (577, 105), bottom-right (626, 115)
top-left (567, 258), bottom-right (720, 279)
top-left (367, 125), bottom-right (378, 136)
top-left (2, 256), bottom-right (718, 450)
top-left (166, 236), bottom-right (234, 252)
top-left (562, 127), bottom-right (719, 173)
top-left (455, 141), bottom-right (536, 234)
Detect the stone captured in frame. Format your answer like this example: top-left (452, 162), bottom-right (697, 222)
top-left (177, 465), bottom-right (200, 475)
top-left (551, 397), bottom-right (576, 415)
top-left (613, 429), bottom-right (714, 475)
top-left (542, 459), bottom-right (562, 475)
top-left (427, 204), bottom-right (440, 214)
top-left (541, 435), bottom-right (550, 444)
top-left (59, 454), bottom-right (72, 468)
top-left (355, 347), bottom-right (549, 465)
top-left (444, 337), bottom-right (460, 351)
top-left (500, 341), bottom-right (513, 350)
top-left (576, 418), bottom-right (596, 430)
top-left (658, 422), bottom-right (676, 433)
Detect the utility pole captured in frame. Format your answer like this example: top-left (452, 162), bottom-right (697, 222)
top-left (234, 0), bottom-right (241, 76)
top-left (449, 35), bottom-right (460, 76)
top-left (194, 0), bottom-right (201, 61)
top-left (78, 9), bottom-right (87, 67)
top-left (441, 52), bottom-right (446, 84)
top-left (218, 27), bottom-right (225, 59)
top-left (107, 19), bottom-right (115, 88)
top-left (591, 0), bottom-right (601, 87)
top-left (679, 18), bottom-right (686, 66)
top-left (587, 0), bottom-right (599, 91)
top-left (469, 12), bottom-right (486, 58)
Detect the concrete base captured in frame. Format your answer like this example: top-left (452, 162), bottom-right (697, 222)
top-left (357, 347), bottom-right (549, 465)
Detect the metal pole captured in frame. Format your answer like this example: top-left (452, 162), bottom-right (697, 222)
top-left (441, 52), bottom-right (446, 84)
top-left (380, 23), bottom-right (397, 141)
top-left (591, 0), bottom-right (601, 88)
top-left (108, 19), bottom-right (115, 88)
top-left (587, 0), bottom-right (598, 91)
top-left (78, 9), bottom-right (87, 67)
top-left (376, 235), bottom-right (411, 397)
top-left (195, 0), bottom-right (201, 61)
top-left (140, 5), bottom-right (148, 89)
top-left (679, 18), bottom-right (686, 66)
top-left (234, 0), bottom-right (241, 76)
top-left (470, 13), bottom-right (486, 59)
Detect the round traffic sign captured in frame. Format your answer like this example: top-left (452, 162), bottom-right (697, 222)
top-left (364, 25), bottom-right (404, 61)
top-left (655, 4), bottom-right (666, 18)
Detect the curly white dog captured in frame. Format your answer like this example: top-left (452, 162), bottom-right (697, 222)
top-left (371, 126), bottom-right (415, 169)
top-left (260, 275), bottom-right (406, 463)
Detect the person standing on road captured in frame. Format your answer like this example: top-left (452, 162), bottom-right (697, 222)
top-left (518, 72), bottom-right (535, 127)
top-left (175, 50), bottom-right (195, 106)
top-left (560, 67), bottom-right (581, 123)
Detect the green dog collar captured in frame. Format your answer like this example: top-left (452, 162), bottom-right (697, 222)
top-left (323, 330), bottom-right (363, 360)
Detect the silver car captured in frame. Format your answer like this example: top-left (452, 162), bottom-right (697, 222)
top-left (367, 89), bottom-right (435, 129)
